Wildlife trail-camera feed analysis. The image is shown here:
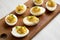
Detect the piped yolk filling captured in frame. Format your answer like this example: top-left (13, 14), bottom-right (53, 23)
top-left (27, 16), bottom-right (39, 23)
top-left (16, 26), bottom-right (27, 34)
top-left (47, 0), bottom-right (56, 7)
top-left (7, 14), bottom-right (16, 23)
top-left (32, 6), bottom-right (40, 13)
top-left (16, 5), bottom-right (24, 13)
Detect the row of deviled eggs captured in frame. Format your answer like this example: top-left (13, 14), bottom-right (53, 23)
top-left (15, 0), bottom-right (57, 15)
top-left (15, 4), bottom-right (45, 16)
top-left (5, 0), bottom-right (57, 38)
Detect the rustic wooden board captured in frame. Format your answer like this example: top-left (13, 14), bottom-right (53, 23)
top-left (0, 0), bottom-right (60, 40)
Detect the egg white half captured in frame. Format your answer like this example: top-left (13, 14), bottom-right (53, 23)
top-left (11, 27), bottom-right (29, 37)
top-left (23, 17), bottom-right (39, 26)
top-left (30, 6), bottom-right (45, 16)
top-left (5, 14), bottom-right (18, 26)
top-left (15, 4), bottom-right (27, 15)
top-left (46, 1), bottom-right (57, 11)
top-left (33, 0), bottom-right (44, 5)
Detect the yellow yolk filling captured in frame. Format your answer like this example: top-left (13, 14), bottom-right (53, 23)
top-left (32, 6), bottom-right (40, 13)
top-left (27, 16), bottom-right (39, 23)
top-left (16, 26), bottom-right (27, 34)
top-left (47, 0), bottom-right (56, 7)
top-left (7, 14), bottom-right (16, 23)
top-left (16, 5), bottom-right (24, 13)
top-left (35, 0), bottom-right (42, 4)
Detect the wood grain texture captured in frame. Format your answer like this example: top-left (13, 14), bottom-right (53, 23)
top-left (0, 0), bottom-right (60, 40)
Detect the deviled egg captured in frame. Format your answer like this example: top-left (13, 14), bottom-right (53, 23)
top-left (33, 0), bottom-right (44, 5)
top-left (30, 6), bottom-right (45, 16)
top-left (15, 4), bottom-right (27, 15)
top-left (5, 14), bottom-right (18, 26)
top-left (46, 0), bottom-right (57, 11)
top-left (23, 16), bottom-right (39, 26)
top-left (11, 26), bottom-right (29, 37)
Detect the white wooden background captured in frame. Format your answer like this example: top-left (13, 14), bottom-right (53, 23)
top-left (0, 0), bottom-right (60, 40)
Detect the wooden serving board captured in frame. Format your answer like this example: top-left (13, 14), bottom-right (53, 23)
top-left (0, 0), bottom-right (60, 40)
